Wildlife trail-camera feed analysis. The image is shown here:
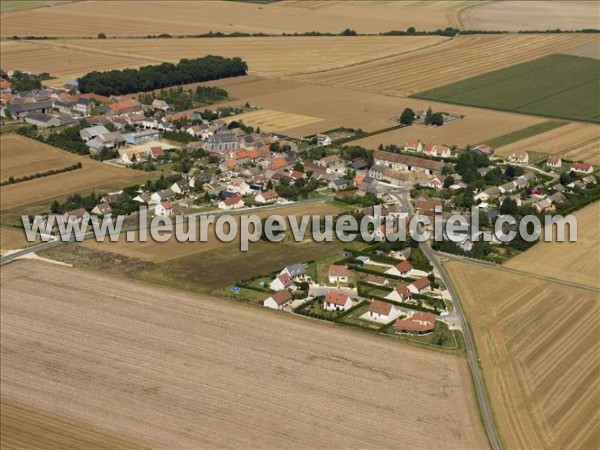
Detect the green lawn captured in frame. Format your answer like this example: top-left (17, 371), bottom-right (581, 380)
top-left (413, 54), bottom-right (600, 123)
top-left (479, 120), bottom-right (567, 148)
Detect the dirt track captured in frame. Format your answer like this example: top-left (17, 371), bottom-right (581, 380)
top-left (0, 260), bottom-right (487, 449)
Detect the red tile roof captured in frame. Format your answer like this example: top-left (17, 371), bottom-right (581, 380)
top-left (260, 190), bottom-right (279, 201)
top-left (411, 277), bottom-right (431, 291)
top-left (395, 312), bottom-right (436, 333)
top-left (572, 162), bottom-right (592, 171)
top-left (369, 299), bottom-right (394, 315)
top-left (394, 261), bottom-right (413, 274)
top-left (329, 265), bottom-right (349, 277)
top-left (324, 291), bottom-right (350, 307)
top-left (222, 195), bottom-right (243, 206)
top-left (270, 290), bottom-right (292, 305)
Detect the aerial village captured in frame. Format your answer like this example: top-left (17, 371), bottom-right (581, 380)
top-left (1, 68), bottom-right (598, 346)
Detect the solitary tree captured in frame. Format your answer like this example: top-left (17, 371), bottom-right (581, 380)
top-left (399, 107), bottom-right (416, 125)
top-left (407, 27), bottom-right (416, 35)
top-left (424, 107), bottom-right (433, 125)
top-left (430, 112), bottom-right (444, 126)
top-left (98, 32), bottom-right (107, 39)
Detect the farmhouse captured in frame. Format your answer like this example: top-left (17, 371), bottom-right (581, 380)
top-left (263, 290), bottom-right (293, 310)
top-left (328, 265), bottom-right (349, 284)
top-left (408, 277), bottom-right (431, 294)
top-left (373, 150), bottom-right (446, 176)
top-left (218, 195), bottom-right (245, 210)
top-left (395, 312), bottom-right (437, 334)
top-left (385, 282), bottom-right (412, 302)
top-left (368, 300), bottom-right (399, 322)
top-left (270, 273), bottom-right (293, 291)
top-left (571, 162), bottom-right (593, 174)
top-left (385, 261), bottom-right (413, 277)
top-left (255, 190), bottom-right (280, 204)
top-left (405, 140), bottom-right (423, 152)
top-left (323, 291), bottom-right (352, 312)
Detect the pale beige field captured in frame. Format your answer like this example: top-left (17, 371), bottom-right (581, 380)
top-left (348, 107), bottom-right (544, 149)
top-left (459, 1), bottom-right (600, 32)
top-left (1, 260), bottom-right (488, 449)
top-left (563, 39), bottom-right (600, 60)
top-left (0, 36), bottom-right (446, 86)
top-left (0, 135), bottom-right (148, 213)
top-left (446, 260), bottom-right (600, 450)
top-left (299, 34), bottom-right (599, 96)
top-left (1, 398), bottom-right (150, 450)
top-left (506, 202), bottom-right (600, 289)
top-left (0, 226), bottom-right (39, 254)
top-left (224, 108), bottom-right (324, 133)
top-left (0, 0), bottom-right (470, 37)
top-left (495, 122), bottom-right (600, 166)
top-left (203, 76), bottom-right (544, 138)
top-left (82, 203), bottom-right (345, 264)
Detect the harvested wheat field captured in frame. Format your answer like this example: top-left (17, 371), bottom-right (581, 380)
top-left (0, 135), bottom-right (148, 213)
top-left (223, 109), bottom-right (324, 133)
top-left (0, 0), bottom-right (468, 37)
top-left (0, 226), bottom-right (39, 254)
top-left (495, 122), bottom-right (600, 165)
top-left (299, 34), bottom-right (599, 96)
top-left (459, 1), bottom-right (600, 32)
top-left (445, 260), bottom-right (600, 450)
top-left (1, 260), bottom-right (488, 449)
top-left (0, 36), bottom-right (445, 86)
top-left (348, 105), bottom-right (543, 149)
top-left (506, 202), bottom-right (600, 289)
top-left (1, 398), bottom-right (150, 450)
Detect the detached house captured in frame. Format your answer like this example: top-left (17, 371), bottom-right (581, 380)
top-left (323, 291), bottom-right (352, 312)
top-left (405, 140), bottom-right (423, 152)
top-left (395, 312), bottom-right (437, 334)
top-left (264, 290), bottom-right (293, 310)
top-left (385, 282), bottom-right (412, 302)
top-left (270, 273), bottom-right (294, 291)
top-left (218, 195), bottom-right (245, 210)
top-left (571, 162), bottom-right (593, 174)
top-left (280, 263), bottom-right (307, 281)
top-left (255, 190), bottom-right (279, 204)
top-left (328, 265), bottom-right (349, 284)
top-left (91, 203), bottom-right (112, 217)
top-left (385, 261), bottom-right (413, 278)
top-left (508, 152), bottom-right (529, 165)
top-left (368, 300), bottom-right (399, 322)
top-left (408, 277), bottom-right (431, 294)
top-left (547, 156), bottom-right (562, 169)
top-left (154, 202), bottom-right (173, 217)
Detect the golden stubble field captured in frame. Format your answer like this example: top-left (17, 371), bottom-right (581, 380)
top-left (0, 134), bottom-right (148, 214)
top-left (1, 260), bottom-right (488, 449)
top-left (445, 260), bottom-right (600, 450)
top-left (0, 0), bottom-right (468, 36)
top-left (299, 34), bottom-right (600, 96)
top-left (459, 0), bottom-right (600, 32)
top-left (506, 202), bottom-right (600, 289)
top-left (0, 36), bottom-right (447, 86)
top-left (496, 122), bottom-right (600, 166)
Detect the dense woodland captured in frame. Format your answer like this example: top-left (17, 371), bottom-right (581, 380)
top-left (79, 56), bottom-right (248, 96)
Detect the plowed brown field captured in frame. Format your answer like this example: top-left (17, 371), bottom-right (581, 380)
top-left (1, 261), bottom-right (488, 449)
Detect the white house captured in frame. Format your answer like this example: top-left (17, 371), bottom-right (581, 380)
top-left (218, 195), bottom-right (245, 210)
top-left (366, 276), bottom-right (389, 287)
top-left (571, 162), bottom-right (593, 174)
top-left (264, 290), bottom-right (293, 310)
top-left (385, 282), bottom-right (412, 302)
top-left (150, 189), bottom-right (175, 203)
top-left (508, 152), bottom-right (529, 165)
top-left (316, 133), bottom-right (332, 146)
top-left (91, 203), bottom-right (112, 217)
top-left (368, 299), bottom-right (399, 322)
top-left (154, 202), bottom-right (173, 217)
top-left (328, 265), bottom-right (349, 284)
top-left (280, 263), bottom-right (307, 281)
top-left (171, 180), bottom-right (190, 195)
top-left (227, 179), bottom-right (253, 196)
top-left (405, 140), bottom-right (423, 153)
top-left (270, 273), bottom-right (293, 291)
top-left (384, 261), bottom-right (413, 278)
top-left (408, 277), bottom-right (431, 294)
top-left (323, 291), bottom-right (352, 312)
top-left (547, 156), bottom-right (562, 169)
top-left (62, 208), bottom-right (90, 224)
top-left (255, 190), bottom-right (280, 204)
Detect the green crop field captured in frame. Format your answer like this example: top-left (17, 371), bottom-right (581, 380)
top-left (413, 54), bottom-right (600, 123)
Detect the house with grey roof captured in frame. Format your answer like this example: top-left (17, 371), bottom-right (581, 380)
top-left (80, 125), bottom-right (110, 141)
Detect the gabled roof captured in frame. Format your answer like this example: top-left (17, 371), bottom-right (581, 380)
top-left (369, 299), bottom-right (394, 315)
top-left (328, 265), bottom-right (349, 277)
top-left (410, 277), bottom-right (431, 291)
top-left (395, 312), bottom-right (436, 333)
top-left (259, 190), bottom-right (279, 201)
top-left (324, 291), bottom-right (350, 306)
top-left (270, 290), bottom-right (292, 305)
top-left (284, 263), bottom-right (305, 277)
top-left (373, 150), bottom-right (445, 171)
top-left (394, 261), bottom-right (413, 273)
top-left (222, 195), bottom-right (243, 206)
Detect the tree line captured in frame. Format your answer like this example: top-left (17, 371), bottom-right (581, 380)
top-left (1, 162), bottom-right (83, 187)
top-left (79, 55), bottom-right (248, 96)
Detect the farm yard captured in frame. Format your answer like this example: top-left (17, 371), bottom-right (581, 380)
top-left (445, 260), bottom-right (599, 450)
top-left (299, 34), bottom-right (599, 96)
top-left (1, 261), bottom-right (488, 449)
top-left (414, 54), bottom-right (600, 123)
top-left (0, 134), bottom-right (148, 215)
top-left (506, 202), bottom-right (600, 289)
top-left (495, 122), bottom-right (600, 165)
top-left (0, 0), bottom-right (468, 37)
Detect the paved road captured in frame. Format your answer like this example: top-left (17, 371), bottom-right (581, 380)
top-left (388, 187), bottom-right (503, 450)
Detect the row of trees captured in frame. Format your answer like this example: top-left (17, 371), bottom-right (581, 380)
top-left (1, 162), bottom-right (82, 187)
top-left (79, 55), bottom-right (248, 96)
